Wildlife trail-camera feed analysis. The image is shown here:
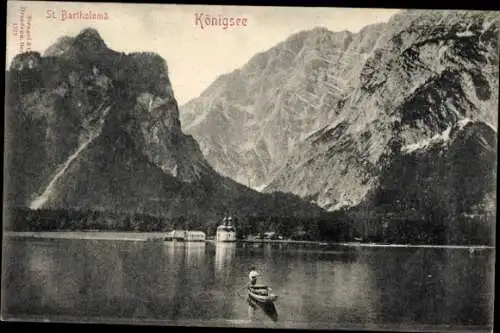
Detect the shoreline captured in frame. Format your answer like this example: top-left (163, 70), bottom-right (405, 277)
top-left (3, 231), bottom-right (495, 249)
top-left (3, 231), bottom-right (168, 241)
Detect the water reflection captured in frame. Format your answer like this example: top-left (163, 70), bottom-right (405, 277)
top-left (164, 241), bottom-right (186, 260)
top-left (28, 240), bottom-right (104, 315)
top-left (263, 244), bottom-right (273, 259)
top-left (3, 239), bottom-right (131, 317)
top-left (2, 238), bottom-right (494, 331)
top-left (185, 242), bottom-right (206, 267)
top-left (214, 243), bottom-right (237, 277)
top-left (247, 297), bottom-right (279, 322)
top-left (363, 247), bottom-right (495, 328)
top-left (326, 261), bottom-right (378, 324)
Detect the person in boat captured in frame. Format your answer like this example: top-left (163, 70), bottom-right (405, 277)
top-left (247, 267), bottom-right (268, 295)
top-left (248, 266), bottom-right (260, 286)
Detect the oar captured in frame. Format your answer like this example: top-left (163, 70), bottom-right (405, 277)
top-left (236, 284), bottom-right (248, 299)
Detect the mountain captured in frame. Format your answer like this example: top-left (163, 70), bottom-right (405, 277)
top-left (4, 28), bottom-right (324, 221)
top-left (181, 27), bottom-right (365, 189)
top-left (180, 10), bottom-right (498, 214)
top-left (364, 118), bottom-right (497, 217)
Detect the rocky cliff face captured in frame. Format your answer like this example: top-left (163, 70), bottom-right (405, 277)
top-left (5, 28), bottom-right (323, 219)
top-left (364, 119), bottom-right (497, 218)
top-left (181, 27), bottom-right (367, 188)
top-left (181, 10), bottom-right (498, 214)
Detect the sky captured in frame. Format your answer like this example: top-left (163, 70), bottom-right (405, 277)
top-left (6, 1), bottom-right (401, 105)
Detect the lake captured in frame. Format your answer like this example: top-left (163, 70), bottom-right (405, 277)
top-left (1, 236), bottom-right (495, 331)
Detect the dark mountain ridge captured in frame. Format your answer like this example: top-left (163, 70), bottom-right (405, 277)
top-left (4, 28), bottom-right (325, 226)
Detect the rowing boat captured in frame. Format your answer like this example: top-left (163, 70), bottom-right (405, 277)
top-left (248, 285), bottom-right (278, 304)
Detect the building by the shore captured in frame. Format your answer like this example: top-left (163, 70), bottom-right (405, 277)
top-left (216, 217), bottom-right (237, 242)
top-left (164, 230), bottom-right (206, 242)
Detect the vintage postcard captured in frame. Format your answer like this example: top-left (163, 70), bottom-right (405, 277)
top-left (2, 1), bottom-right (498, 332)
